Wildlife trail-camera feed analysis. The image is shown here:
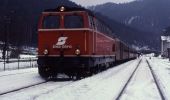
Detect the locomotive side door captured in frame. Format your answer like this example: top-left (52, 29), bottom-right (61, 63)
top-left (88, 15), bottom-right (96, 54)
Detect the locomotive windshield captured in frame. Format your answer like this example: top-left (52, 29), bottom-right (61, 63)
top-left (43, 15), bottom-right (60, 29)
top-left (64, 15), bottom-right (83, 28)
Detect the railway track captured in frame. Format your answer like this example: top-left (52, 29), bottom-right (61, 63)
top-left (0, 79), bottom-right (73, 96)
top-left (0, 81), bottom-right (48, 96)
top-left (115, 59), bottom-right (142, 100)
top-left (115, 59), bottom-right (166, 100)
top-left (146, 60), bottom-right (166, 100)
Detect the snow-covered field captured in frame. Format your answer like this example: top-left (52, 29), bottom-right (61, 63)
top-left (0, 60), bottom-right (37, 71)
top-left (0, 56), bottom-right (170, 100)
top-left (0, 68), bottom-right (44, 94)
top-left (0, 54), bottom-right (37, 71)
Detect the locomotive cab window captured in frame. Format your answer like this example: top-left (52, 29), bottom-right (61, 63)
top-left (43, 15), bottom-right (60, 29)
top-left (64, 15), bottom-right (84, 28)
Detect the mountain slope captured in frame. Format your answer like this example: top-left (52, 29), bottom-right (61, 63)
top-left (94, 12), bottom-right (156, 49)
top-left (89, 0), bottom-right (170, 50)
top-left (90, 0), bottom-right (170, 33)
top-left (0, 0), bottom-right (159, 50)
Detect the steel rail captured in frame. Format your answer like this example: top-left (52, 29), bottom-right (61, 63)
top-left (0, 81), bottom-right (48, 96)
top-left (115, 59), bottom-right (142, 100)
top-left (146, 60), bottom-right (166, 100)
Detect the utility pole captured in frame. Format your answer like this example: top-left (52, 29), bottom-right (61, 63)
top-left (2, 43), bottom-right (6, 70)
top-left (3, 16), bottom-right (8, 70)
top-left (5, 16), bottom-right (10, 63)
top-left (168, 48), bottom-right (170, 61)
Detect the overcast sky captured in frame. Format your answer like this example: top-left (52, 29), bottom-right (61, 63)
top-left (70, 0), bottom-right (136, 7)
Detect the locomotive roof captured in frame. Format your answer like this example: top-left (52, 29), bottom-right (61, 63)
top-left (44, 6), bottom-right (94, 15)
top-left (43, 6), bottom-right (135, 51)
top-left (44, 6), bottom-right (115, 32)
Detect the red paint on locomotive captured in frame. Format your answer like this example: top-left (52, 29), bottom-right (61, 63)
top-left (37, 6), bottom-right (137, 79)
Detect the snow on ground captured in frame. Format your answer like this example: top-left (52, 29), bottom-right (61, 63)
top-left (1, 56), bottom-right (170, 100)
top-left (0, 54), bottom-right (37, 71)
top-left (0, 58), bottom-right (140, 100)
top-left (148, 57), bottom-right (170, 99)
top-left (19, 54), bottom-right (36, 59)
top-left (0, 81), bottom-right (72, 100)
top-left (0, 68), bottom-right (37, 77)
top-left (0, 60), bottom-right (37, 71)
top-left (0, 68), bottom-right (45, 94)
top-left (34, 59), bottom-right (141, 100)
top-left (120, 58), bottom-right (161, 100)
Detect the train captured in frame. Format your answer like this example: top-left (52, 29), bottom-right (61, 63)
top-left (37, 6), bottom-right (138, 79)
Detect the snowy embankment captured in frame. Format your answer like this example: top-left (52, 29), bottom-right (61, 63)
top-left (148, 57), bottom-right (170, 99)
top-left (0, 68), bottom-right (45, 94)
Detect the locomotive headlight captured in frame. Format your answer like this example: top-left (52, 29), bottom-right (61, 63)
top-left (60, 6), bottom-right (65, 12)
top-left (43, 49), bottom-right (48, 55)
top-left (75, 49), bottom-right (80, 55)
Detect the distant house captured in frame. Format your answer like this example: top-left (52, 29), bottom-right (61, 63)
top-left (161, 27), bottom-right (170, 57)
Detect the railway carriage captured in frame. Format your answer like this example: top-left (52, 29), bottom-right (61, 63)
top-left (37, 6), bottom-right (138, 79)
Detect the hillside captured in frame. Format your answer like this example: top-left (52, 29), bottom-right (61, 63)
top-left (89, 0), bottom-right (170, 50)
top-left (0, 0), bottom-right (159, 50)
top-left (93, 12), bottom-right (155, 50)
top-left (0, 0), bottom-right (78, 46)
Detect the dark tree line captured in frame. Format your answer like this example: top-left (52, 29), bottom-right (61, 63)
top-left (0, 0), bottom-right (79, 58)
top-left (0, 0), bottom-right (158, 53)
top-left (94, 12), bottom-right (156, 49)
top-left (90, 0), bottom-right (170, 50)
top-left (0, 0), bottom-right (78, 47)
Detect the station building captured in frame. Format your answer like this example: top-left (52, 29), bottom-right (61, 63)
top-left (161, 33), bottom-right (170, 57)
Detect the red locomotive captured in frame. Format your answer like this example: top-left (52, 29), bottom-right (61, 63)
top-left (37, 6), bottom-right (138, 79)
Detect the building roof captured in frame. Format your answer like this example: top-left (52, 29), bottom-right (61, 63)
top-left (162, 26), bottom-right (170, 36)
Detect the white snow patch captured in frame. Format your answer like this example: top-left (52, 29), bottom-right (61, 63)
top-left (35, 59), bottom-right (141, 100)
top-left (1, 57), bottom-right (170, 100)
top-left (127, 16), bottom-right (138, 25)
top-left (131, 44), bottom-right (150, 51)
top-left (19, 54), bottom-right (36, 59)
top-left (0, 81), bottom-right (72, 100)
top-left (0, 61), bottom-right (37, 71)
top-left (0, 68), bottom-right (45, 94)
